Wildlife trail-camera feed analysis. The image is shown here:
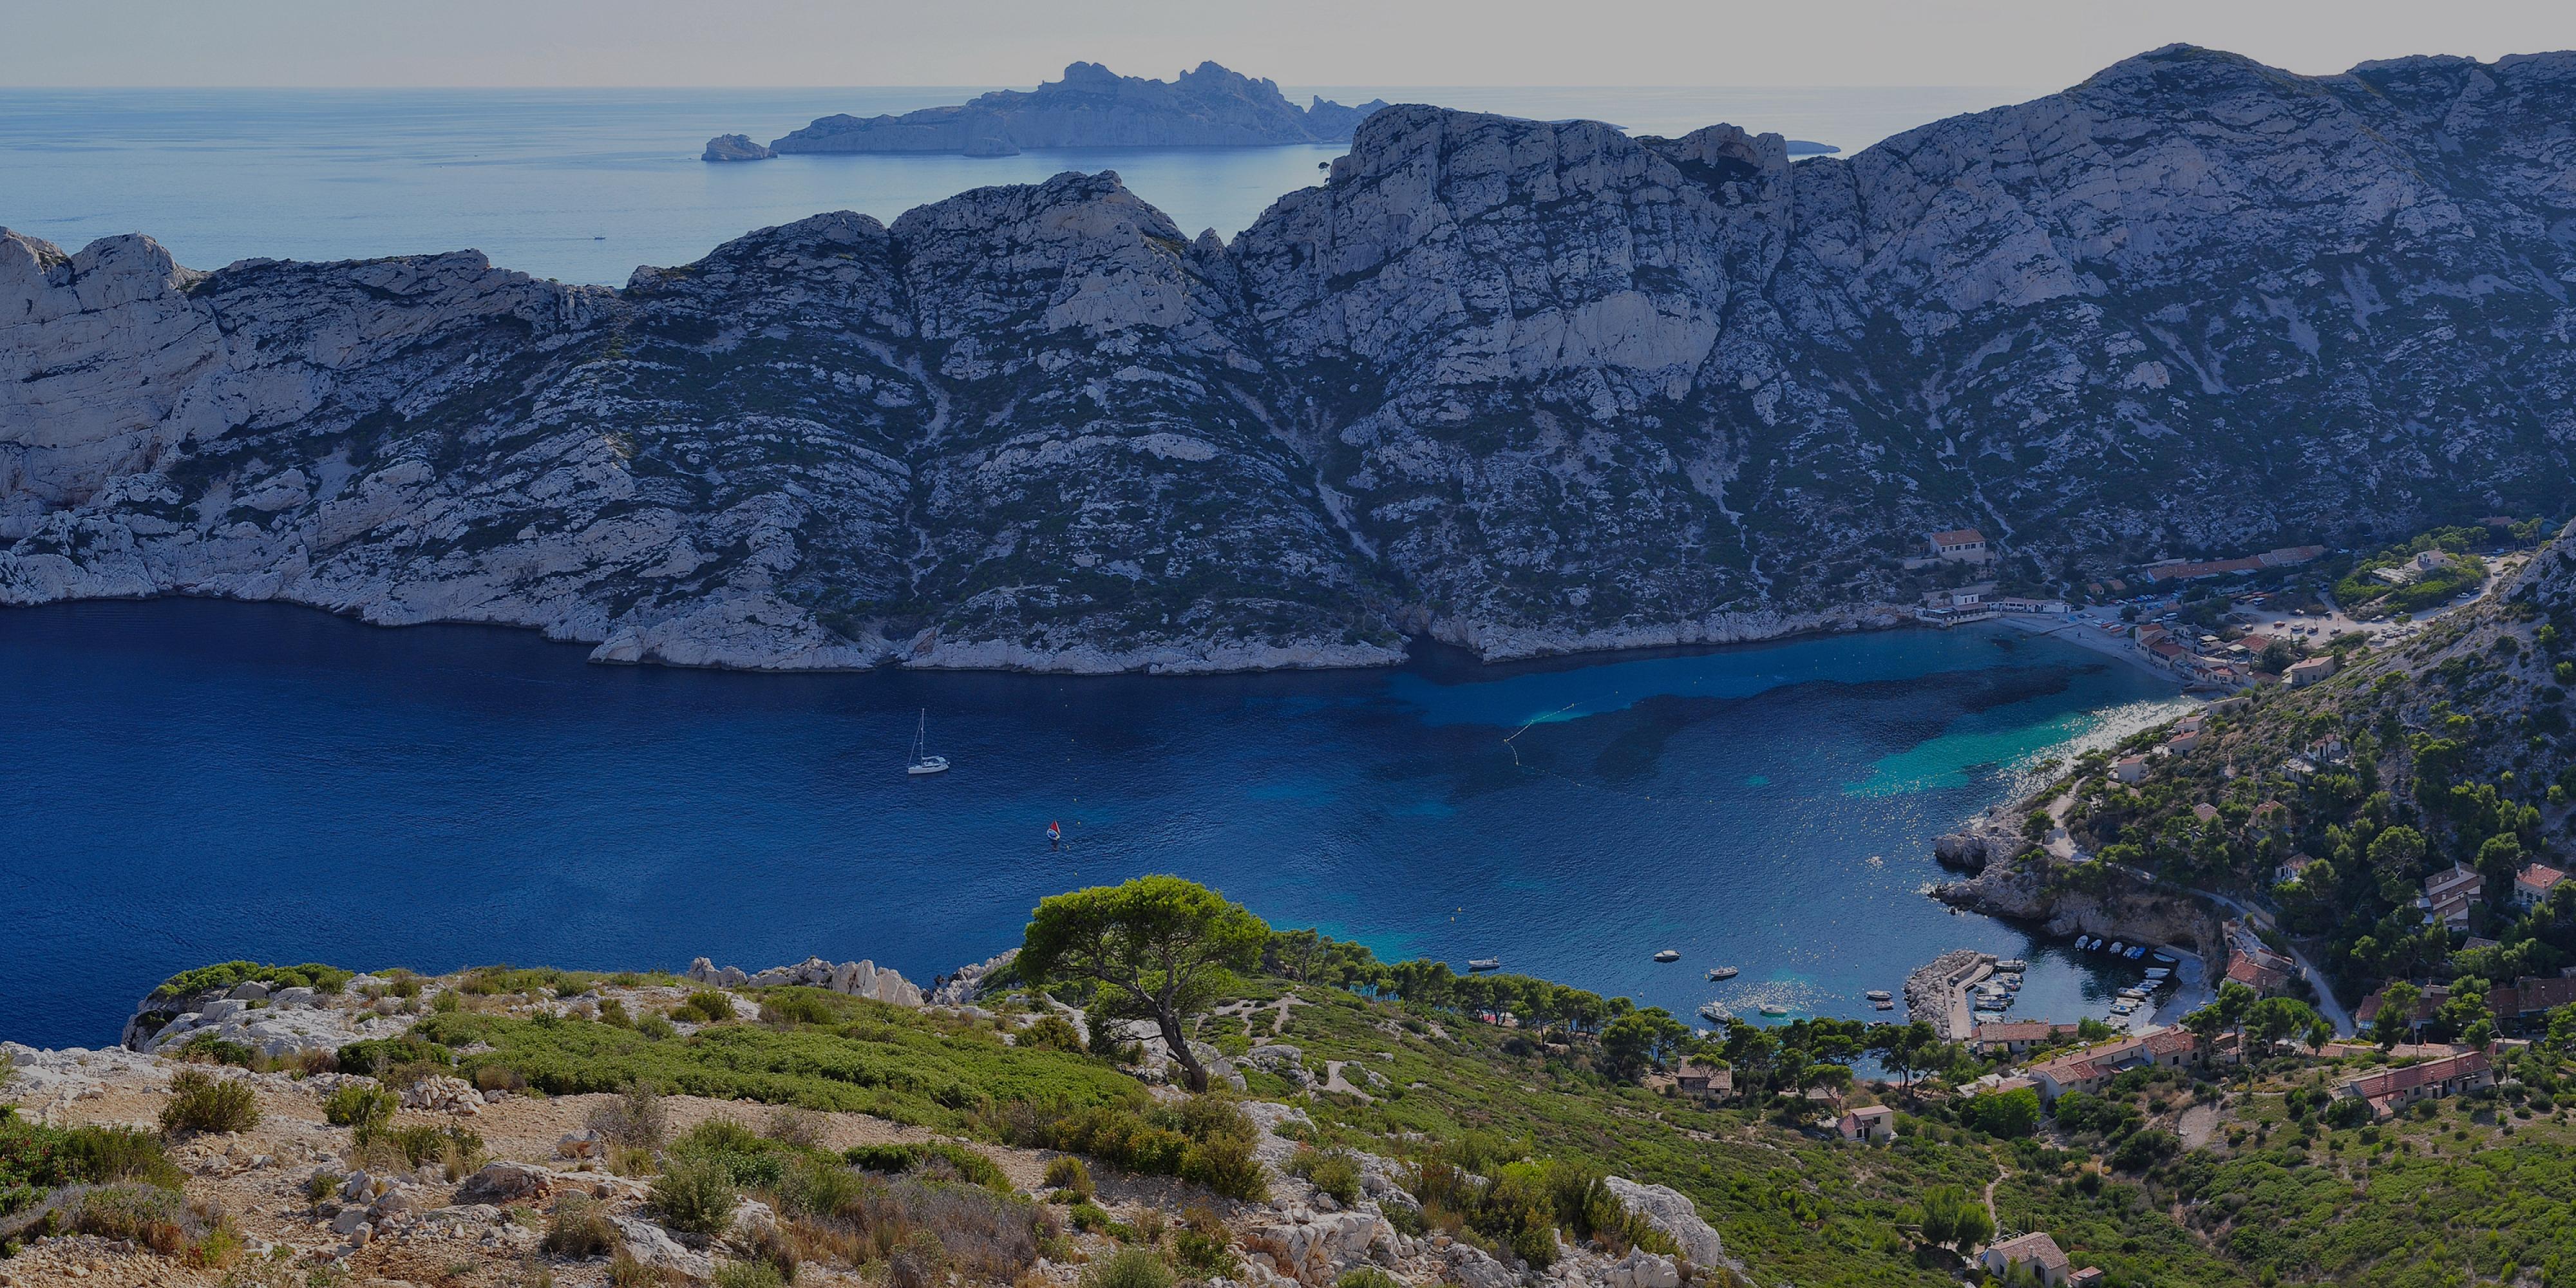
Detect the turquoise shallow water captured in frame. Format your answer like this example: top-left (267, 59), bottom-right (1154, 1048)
top-left (0, 601), bottom-right (2185, 1046)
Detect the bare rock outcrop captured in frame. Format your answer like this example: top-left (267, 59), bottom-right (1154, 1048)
top-left (701, 133), bottom-right (773, 162)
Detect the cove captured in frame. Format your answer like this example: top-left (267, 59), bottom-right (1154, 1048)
top-left (0, 601), bottom-right (2190, 1048)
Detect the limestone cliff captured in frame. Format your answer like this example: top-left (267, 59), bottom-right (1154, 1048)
top-left (8, 46), bottom-right (2576, 672)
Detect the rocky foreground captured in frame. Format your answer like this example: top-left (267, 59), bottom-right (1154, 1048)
top-left (0, 961), bottom-right (1727, 1288)
top-left (10, 45), bottom-right (2576, 672)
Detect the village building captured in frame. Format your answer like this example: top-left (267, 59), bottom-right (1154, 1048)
top-left (1836, 1104), bottom-right (1897, 1143)
top-left (2275, 853), bottom-right (2318, 886)
top-left (2334, 1050), bottom-right (2494, 1119)
top-left (2111, 754), bottom-right (2150, 785)
top-left (1927, 529), bottom-right (1992, 563)
top-left (2025, 1028), bottom-right (2199, 1102)
top-left (1969, 1021), bottom-right (2083, 1057)
top-left (2222, 919), bottom-right (2297, 994)
top-left (1673, 1060), bottom-right (1732, 1102)
top-left (2421, 865), bottom-right (2485, 931)
top-left (2285, 655), bottom-right (2338, 687)
top-left (2514, 863), bottom-right (2568, 909)
top-left (1980, 1231), bottom-right (2073, 1286)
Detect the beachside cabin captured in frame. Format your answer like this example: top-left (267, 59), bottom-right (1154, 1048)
top-left (2334, 1050), bottom-right (2493, 1120)
top-left (2515, 863), bottom-right (2568, 909)
top-left (1980, 1231), bottom-right (2072, 1287)
top-left (1836, 1104), bottom-right (1897, 1144)
top-left (1927, 528), bottom-right (1992, 564)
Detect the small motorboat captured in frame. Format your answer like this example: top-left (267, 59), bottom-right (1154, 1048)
top-left (2143, 967), bottom-right (2171, 980)
top-left (1467, 958), bottom-right (1502, 972)
top-left (1759, 1003), bottom-right (1790, 1017)
top-left (2117, 987), bottom-right (2149, 1000)
top-left (1994, 959), bottom-right (2029, 972)
top-left (2126, 945), bottom-right (2146, 960)
top-left (2110, 999), bottom-right (2139, 1015)
top-left (2152, 951), bottom-right (2179, 964)
top-left (2107, 941), bottom-right (2126, 956)
top-left (1864, 989), bottom-right (1893, 1002)
top-left (1654, 950), bottom-right (1681, 963)
top-left (1873, 999), bottom-right (1895, 1010)
top-left (2000, 974), bottom-right (2022, 991)
top-left (2077, 936), bottom-right (2096, 951)
top-left (1698, 1002), bottom-right (1733, 1023)
top-left (1707, 966), bottom-right (1740, 981)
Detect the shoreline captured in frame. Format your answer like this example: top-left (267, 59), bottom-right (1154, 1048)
top-left (2, 588), bottom-right (1935, 680)
top-left (1991, 611), bottom-right (2186, 687)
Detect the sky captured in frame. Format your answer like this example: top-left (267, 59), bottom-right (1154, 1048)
top-left (3, 0), bottom-right (2573, 90)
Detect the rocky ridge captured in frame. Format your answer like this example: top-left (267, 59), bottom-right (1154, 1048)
top-left (767, 61), bottom-right (1391, 156)
top-left (10, 46), bottom-right (2576, 673)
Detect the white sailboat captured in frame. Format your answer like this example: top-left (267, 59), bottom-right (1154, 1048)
top-left (905, 710), bottom-right (950, 775)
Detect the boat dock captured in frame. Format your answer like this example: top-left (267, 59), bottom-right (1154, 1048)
top-left (1902, 949), bottom-right (1997, 1041)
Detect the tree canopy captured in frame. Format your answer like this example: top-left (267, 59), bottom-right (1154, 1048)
top-left (1019, 875), bottom-right (1269, 1092)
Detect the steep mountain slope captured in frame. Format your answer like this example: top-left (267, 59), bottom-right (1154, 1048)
top-left (7, 46), bottom-right (2575, 672)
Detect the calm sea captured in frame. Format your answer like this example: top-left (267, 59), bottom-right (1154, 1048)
top-left (0, 86), bottom-right (2040, 284)
top-left (0, 600), bottom-right (2182, 1048)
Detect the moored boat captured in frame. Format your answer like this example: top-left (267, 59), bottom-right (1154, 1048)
top-left (1759, 1003), bottom-right (1790, 1017)
top-left (1653, 949), bottom-right (1681, 963)
top-left (1707, 966), bottom-right (1739, 980)
top-left (1994, 959), bottom-right (2029, 972)
top-left (1467, 958), bottom-right (1501, 972)
top-left (1864, 989), bottom-right (1893, 1002)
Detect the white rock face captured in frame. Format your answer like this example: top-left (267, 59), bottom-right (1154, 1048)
top-left (687, 954), bottom-right (925, 1007)
top-left (1602, 1175), bottom-right (1726, 1270)
top-left (10, 47), bottom-right (2576, 672)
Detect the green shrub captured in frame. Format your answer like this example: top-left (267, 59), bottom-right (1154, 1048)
top-left (1177, 1225), bottom-right (1238, 1276)
top-left (334, 1036), bottom-right (453, 1077)
top-left (1291, 1147), bottom-right (1361, 1205)
top-left (1044, 1154), bottom-right (1095, 1202)
top-left (673, 1118), bottom-right (792, 1191)
top-left (587, 1084), bottom-right (668, 1150)
top-left (780, 1154), bottom-right (873, 1219)
top-left (1020, 1014), bottom-right (1088, 1054)
top-left (846, 1142), bottom-right (1012, 1193)
top-left (1180, 1132), bottom-right (1267, 1202)
top-left (543, 1193), bottom-right (618, 1257)
top-left (152, 961), bottom-right (352, 1001)
top-left (1336, 1270), bottom-right (1403, 1288)
top-left (323, 1084), bottom-right (397, 1130)
top-left (677, 992), bottom-right (737, 1023)
top-left (649, 1154), bottom-right (741, 1235)
top-left (161, 1070), bottom-right (260, 1135)
top-left (62, 1124), bottom-right (184, 1189)
top-left (171, 1035), bottom-right (258, 1068)
top-left (71, 1184), bottom-right (186, 1251)
top-left (1081, 1246), bottom-right (1174, 1288)
top-left (636, 1012), bottom-right (677, 1041)
top-left (712, 1259), bottom-right (786, 1288)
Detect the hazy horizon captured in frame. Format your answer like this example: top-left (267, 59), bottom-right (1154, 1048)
top-left (6, 0), bottom-right (2573, 90)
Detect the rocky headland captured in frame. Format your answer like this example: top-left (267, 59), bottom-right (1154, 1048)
top-left (764, 62), bottom-right (1392, 156)
top-left (700, 133), bottom-right (775, 162)
top-left (10, 46), bottom-right (2576, 674)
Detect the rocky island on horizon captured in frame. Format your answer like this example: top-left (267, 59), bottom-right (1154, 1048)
top-left (10, 44), bottom-right (2576, 675)
top-left (706, 61), bottom-right (1394, 161)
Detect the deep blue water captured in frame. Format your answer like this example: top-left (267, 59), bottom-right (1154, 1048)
top-left (0, 86), bottom-right (2038, 285)
top-left (0, 600), bottom-right (2186, 1048)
